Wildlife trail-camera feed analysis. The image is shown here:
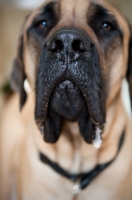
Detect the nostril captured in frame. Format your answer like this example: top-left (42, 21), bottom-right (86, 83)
top-left (50, 40), bottom-right (64, 52)
top-left (72, 39), bottom-right (86, 53)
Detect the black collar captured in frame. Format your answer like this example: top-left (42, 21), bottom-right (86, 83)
top-left (39, 131), bottom-right (125, 190)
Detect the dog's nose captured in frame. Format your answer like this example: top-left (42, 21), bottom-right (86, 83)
top-left (47, 29), bottom-right (88, 58)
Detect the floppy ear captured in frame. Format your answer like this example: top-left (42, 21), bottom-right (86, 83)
top-left (126, 26), bottom-right (132, 109)
top-left (10, 30), bottom-right (27, 110)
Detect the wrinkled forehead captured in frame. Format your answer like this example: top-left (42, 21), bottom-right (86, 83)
top-left (24, 0), bottom-right (130, 38)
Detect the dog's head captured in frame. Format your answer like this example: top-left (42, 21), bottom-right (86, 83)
top-left (10, 0), bottom-right (132, 144)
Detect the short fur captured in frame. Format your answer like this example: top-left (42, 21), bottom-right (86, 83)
top-left (0, 0), bottom-right (132, 199)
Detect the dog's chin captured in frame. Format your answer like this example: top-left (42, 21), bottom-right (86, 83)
top-left (49, 80), bottom-right (87, 121)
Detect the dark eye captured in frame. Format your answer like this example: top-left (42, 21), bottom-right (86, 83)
top-left (101, 22), bottom-right (114, 31)
top-left (37, 20), bottom-right (47, 29)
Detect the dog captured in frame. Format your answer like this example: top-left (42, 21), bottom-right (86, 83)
top-left (0, 0), bottom-right (132, 199)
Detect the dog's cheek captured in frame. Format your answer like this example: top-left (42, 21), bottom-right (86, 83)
top-left (24, 39), bottom-right (42, 88)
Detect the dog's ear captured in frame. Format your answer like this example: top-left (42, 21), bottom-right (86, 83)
top-left (126, 26), bottom-right (132, 109)
top-left (10, 26), bottom-right (27, 110)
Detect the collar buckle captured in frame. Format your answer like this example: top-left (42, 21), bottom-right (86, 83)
top-left (72, 180), bottom-right (81, 199)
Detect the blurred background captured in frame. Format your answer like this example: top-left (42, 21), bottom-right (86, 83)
top-left (0, 0), bottom-right (132, 112)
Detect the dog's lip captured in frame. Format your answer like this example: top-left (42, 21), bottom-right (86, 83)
top-left (35, 78), bottom-right (65, 124)
top-left (35, 79), bottom-right (80, 125)
top-left (35, 78), bottom-right (104, 129)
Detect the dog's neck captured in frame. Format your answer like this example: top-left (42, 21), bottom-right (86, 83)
top-left (25, 93), bottom-right (127, 174)
top-left (50, 120), bottom-right (97, 173)
top-left (50, 96), bottom-right (126, 173)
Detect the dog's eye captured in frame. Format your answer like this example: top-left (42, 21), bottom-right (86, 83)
top-left (37, 20), bottom-right (47, 29)
top-left (101, 22), bottom-right (113, 31)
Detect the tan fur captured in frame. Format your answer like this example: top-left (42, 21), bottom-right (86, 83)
top-left (0, 0), bottom-right (132, 199)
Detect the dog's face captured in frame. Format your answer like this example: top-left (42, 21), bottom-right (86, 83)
top-left (11, 0), bottom-right (132, 144)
